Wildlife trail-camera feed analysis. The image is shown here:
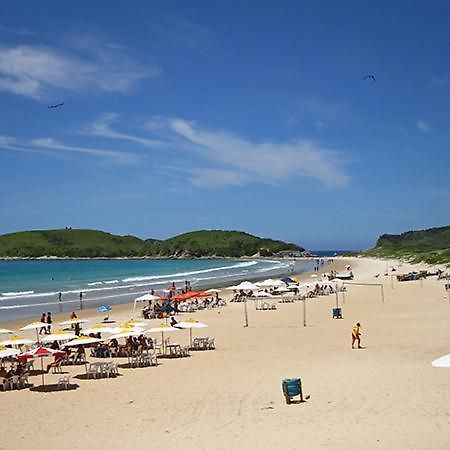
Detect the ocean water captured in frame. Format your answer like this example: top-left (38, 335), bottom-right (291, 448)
top-left (0, 258), bottom-right (317, 322)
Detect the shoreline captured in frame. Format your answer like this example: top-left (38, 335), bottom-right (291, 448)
top-left (0, 257), bottom-right (344, 330)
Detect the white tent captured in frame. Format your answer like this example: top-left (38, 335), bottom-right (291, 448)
top-left (132, 293), bottom-right (160, 318)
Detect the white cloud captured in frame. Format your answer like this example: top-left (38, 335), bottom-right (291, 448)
top-left (416, 119), bottom-right (432, 133)
top-left (166, 119), bottom-right (349, 188)
top-left (0, 40), bottom-right (158, 99)
top-left (0, 134), bottom-right (136, 164)
top-left (32, 138), bottom-right (137, 164)
top-left (87, 113), bottom-right (162, 148)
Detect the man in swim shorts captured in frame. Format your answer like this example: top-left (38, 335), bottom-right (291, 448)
top-left (352, 322), bottom-right (362, 349)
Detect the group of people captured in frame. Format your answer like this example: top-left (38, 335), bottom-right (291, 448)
top-left (38, 312), bottom-right (53, 334)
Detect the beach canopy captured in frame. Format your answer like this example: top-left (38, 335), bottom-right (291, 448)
top-left (432, 353), bottom-right (450, 368)
top-left (0, 346), bottom-right (20, 358)
top-left (0, 335), bottom-right (35, 346)
top-left (41, 330), bottom-right (77, 342)
top-left (135, 293), bottom-right (160, 302)
top-left (66, 336), bottom-right (103, 346)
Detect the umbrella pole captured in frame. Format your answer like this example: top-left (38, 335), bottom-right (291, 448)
top-left (41, 358), bottom-right (45, 385)
top-left (36, 329), bottom-right (40, 344)
top-left (190, 328), bottom-right (192, 348)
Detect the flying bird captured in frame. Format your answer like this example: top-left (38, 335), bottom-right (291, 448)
top-left (363, 74), bottom-right (376, 82)
top-left (47, 102), bottom-right (64, 109)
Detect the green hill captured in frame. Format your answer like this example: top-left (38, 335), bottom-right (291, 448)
top-left (366, 225), bottom-right (450, 264)
top-left (147, 230), bottom-right (302, 257)
top-left (0, 229), bottom-right (302, 258)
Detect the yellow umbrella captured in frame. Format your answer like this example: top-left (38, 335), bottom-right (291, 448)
top-left (145, 323), bottom-right (180, 353)
top-left (0, 335), bottom-right (35, 346)
top-left (41, 330), bottom-right (77, 343)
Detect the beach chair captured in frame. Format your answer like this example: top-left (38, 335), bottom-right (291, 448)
top-left (51, 360), bottom-right (64, 374)
top-left (86, 364), bottom-right (98, 379)
top-left (58, 376), bottom-right (70, 390)
top-left (207, 338), bottom-right (215, 350)
top-left (19, 372), bottom-right (29, 388)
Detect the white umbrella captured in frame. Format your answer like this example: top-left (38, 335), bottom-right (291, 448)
top-left (174, 319), bottom-right (208, 347)
top-left (108, 329), bottom-right (143, 339)
top-left (257, 279), bottom-right (284, 288)
top-left (205, 288), bottom-right (220, 293)
top-left (432, 353), bottom-right (450, 368)
top-left (0, 346), bottom-right (20, 358)
top-left (0, 335), bottom-right (35, 346)
top-left (234, 281), bottom-right (259, 290)
top-left (226, 285), bottom-right (239, 291)
top-left (120, 319), bottom-right (147, 328)
top-left (41, 330), bottom-right (77, 343)
top-left (0, 328), bottom-right (14, 335)
top-left (310, 274), bottom-right (318, 278)
top-left (272, 286), bottom-right (291, 293)
top-left (60, 318), bottom-right (89, 325)
top-left (145, 323), bottom-right (180, 353)
top-left (134, 293), bottom-right (160, 302)
top-left (20, 321), bottom-right (49, 342)
top-left (254, 291), bottom-right (273, 297)
top-left (81, 324), bottom-right (116, 335)
top-left (66, 336), bottom-right (103, 347)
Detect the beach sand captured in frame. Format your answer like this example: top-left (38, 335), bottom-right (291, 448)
top-left (0, 257), bottom-right (449, 450)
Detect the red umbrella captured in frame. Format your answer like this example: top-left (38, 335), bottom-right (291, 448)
top-left (19, 346), bottom-right (65, 386)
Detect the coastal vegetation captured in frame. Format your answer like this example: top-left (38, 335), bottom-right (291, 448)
top-left (0, 229), bottom-right (302, 258)
top-left (366, 225), bottom-right (450, 264)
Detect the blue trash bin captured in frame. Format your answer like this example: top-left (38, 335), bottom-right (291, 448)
top-left (282, 378), bottom-right (303, 404)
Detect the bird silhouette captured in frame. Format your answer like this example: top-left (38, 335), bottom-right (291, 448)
top-left (363, 74), bottom-right (376, 82)
top-left (47, 102), bottom-right (64, 109)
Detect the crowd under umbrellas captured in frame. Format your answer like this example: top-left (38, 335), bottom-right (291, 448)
top-left (0, 288), bottom-right (220, 392)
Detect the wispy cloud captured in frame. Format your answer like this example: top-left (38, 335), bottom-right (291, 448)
top-left (166, 119), bottom-right (349, 188)
top-left (0, 38), bottom-right (159, 99)
top-left (416, 119), bottom-right (432, 133)
top-left (86, 113), bottom-right (162, 148)
top-left (0, 134), bottom-right (136, 164)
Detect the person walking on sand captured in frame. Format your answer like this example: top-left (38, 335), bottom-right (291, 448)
top-left (46, 311), bottom-right (52, 334)
top-left (39, 312), bottom-right (47, 335)
top-left (352, 322), bottom-right (362, 349)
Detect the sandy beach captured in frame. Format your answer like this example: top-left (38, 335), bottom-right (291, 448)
top-left (0, 256), bottom-right (449, 450)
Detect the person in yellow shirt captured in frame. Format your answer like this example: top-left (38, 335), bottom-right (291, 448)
top-left (352, 322), bottom-right (362, 349)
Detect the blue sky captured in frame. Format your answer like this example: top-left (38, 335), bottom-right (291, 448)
top-left (1, 1), bottom-right (449, 249)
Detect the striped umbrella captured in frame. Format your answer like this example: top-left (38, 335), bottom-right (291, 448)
top-left (19, 346), bottom-right (66, 385)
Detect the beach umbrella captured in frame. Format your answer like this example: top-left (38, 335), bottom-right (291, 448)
top-left (257, 279), bottom-right (284, 288)
top-left (0, 346), bottom-right (20, 358)
top-left (20, 321), bottom-right (49, 343)
top-left (174, 319), bottom-right (208, 347)
top-left (41, 330), bottom-right (77, 343)
top-left (121, 319), bottom-right (147, 328)
top-left (97, 305), bottom-right (111, 313)
top-left (107, 329), bottom-right (143, 340)
top-left (134, 293), bottom-right (160, 302)
top-left (234, 281), bottom-right (259, 290)
top-left (60, 318), bottom-right (89, 326)
top-left (310, 274), bottom-right (318, 278)
top-left (145, 323), bottom-right (180, 353)
top-left (0, 335), bottom-right (35, 346)
top-left (432, 353), bottom-right (450, 368)
top-left (254, 291), bottom-right (273, 297)
top-left (205, 288), bottom-right (220, 293)
top-left (272, 286), bottom-right (291, 294)
top-left (226, 285), bottom-right (239, 291)
top-left (0, 328), bottom-right (14, 335)
top-left (19, 346), bottom-right (65, 385)
top-left (81, 324), bottom-right (116, 335)
top-left (65, 336), bottom-right (103, 347)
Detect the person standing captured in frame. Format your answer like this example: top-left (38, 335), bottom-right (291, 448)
top-left (79, 291), bottom-right (83, 310)
top-left (39, 312), bottom-right (47, 335)
top-left (46, 312), bottom-right (52, 334)
top-left (352, 322), bottom-right (362, 349)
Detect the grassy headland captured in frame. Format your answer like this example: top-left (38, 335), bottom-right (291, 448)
top-left (0, 229), bottom-right (302, 258)
top-left (365, 225), bottom-right (450, 264)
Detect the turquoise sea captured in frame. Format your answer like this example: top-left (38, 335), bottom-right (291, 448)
top-left (0, 258), bottom-right (318, 322)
